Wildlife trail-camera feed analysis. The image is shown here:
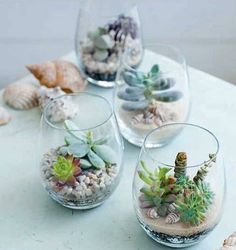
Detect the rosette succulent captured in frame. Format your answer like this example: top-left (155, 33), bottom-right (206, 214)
top-left (118, 64), bottom-right (183, 111)
top-left (53, 156), bottom-right (81, 186)
top-left (58, 120), bottom-right (116, 170)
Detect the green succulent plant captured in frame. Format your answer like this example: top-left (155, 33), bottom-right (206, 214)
top-left (53, 156), bottom-right (81, 185)
top-left (58, 120), bottom-right (116, 170)
top-left (118, 64), bottom-right (183, 111)
top-left (138, 152), bottom-right (215, 226)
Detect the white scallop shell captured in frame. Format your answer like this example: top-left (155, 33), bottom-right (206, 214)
top-left (38, 86), bottom-right (78, 123)
top-left (224, 232), bottom-right (236, 246)
top-left (0, 107), bottom-right (11, 126)
top-left (3, 83), bottom-right (38, 110)
top-left (146, 208), bottom-right (159, 219)
top-left (165, 212), bottom-right (180, 224)
top-left (168, 203), bottom-right (178, 213)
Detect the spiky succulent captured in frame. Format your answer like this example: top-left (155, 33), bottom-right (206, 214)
top-left (138, 152), bottom-right (215, 226)
top-left (118, 64), bottom-right (183, 111)
top-left (58, 120), bottom-right (116, 170)
top-left (53, 156), bottom-right (81, 186)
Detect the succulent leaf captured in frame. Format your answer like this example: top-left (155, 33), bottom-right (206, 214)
top-left (94, 34), bottom-right (114, 50)
top-left (64, 120), bottom-right (86, 141)
top-left (94, 135), bottom-right (111, 145)
top-left (92, 145), bottom-right (116, 164)
top-left (80, 159), bottom-right (92, 169)
top-left (123, 71), bottom-right (142, 86)
top-left (138, 171), bottom-right (153, 185)
top-left (152, 91), bottom-right (183, 102)
top-left (68, 143), bottom-right (90, 158)
top-left (58, 146), bottom-right (68, 156)
top-left (88, 150), bottom-right (105, 169)
top-left (118, 90), bottom-right (145, 102)
top-left (122, 100), bottom-right (149, 111)
top-left (125, 87), bottom-right (144, 95)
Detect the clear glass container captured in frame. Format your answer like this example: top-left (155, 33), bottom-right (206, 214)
top-left (133, 123), bottom-right (225, 248)
top-left (39, 92), bottom-right (124, 209)
top-left (75, 0), bottom-right (143, 88)
top-left (114, 44), bottom-right (190, 147)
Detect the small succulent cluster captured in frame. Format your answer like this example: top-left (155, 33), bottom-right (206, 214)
top-left (138, 152), bottom-right (215, 226)
top-left (84, 15), bottom-right (139, 63)
top-left (118, 64), bottom-right (183, 111)
top-left (52, 120), bottom-right (116, 186)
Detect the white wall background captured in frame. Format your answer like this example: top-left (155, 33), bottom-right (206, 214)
top-left (0, 0), bottom-right (236, 88)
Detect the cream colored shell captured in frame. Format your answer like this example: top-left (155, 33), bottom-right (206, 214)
top-left (3, 83), bottom-right (38, 110)
top-left (217, 232), bottom-right (236, 250)
top-left (0, 107), bottom-right (11, 125)
top-left (26, 60), bottom-right (87, 93)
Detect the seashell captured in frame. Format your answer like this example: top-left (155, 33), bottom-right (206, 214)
top-left (3, 83), bottom-right (38, 110)
top-left (146, 208), bottom-right (159, 219)
top-left (165, 212), bottom-right (180, 224)
top-left (167, 203), bottom-right (178, 213)
top-left (224, 232), bottom-right (236, 246)
top-left (38, 86), bottom-right (78, 123)
top-left (26, 60), bottom-right (87, 93)
top-left (0, 107), bottom-right (11, 126)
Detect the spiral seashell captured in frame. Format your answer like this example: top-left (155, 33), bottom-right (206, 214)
top-left (38, 86), bottom-right (78, 123)
top-left (0, 107), bottom-right (11, 126)
top-left (165, 212), bottom-right (180, 224)
top-left (3, 83), bottom-right (38, 110)
top-left (26, 60), bottom-right (87, 93)
top-left (224, 232), bottom-right (236, 246)
top-left (146, 208), bottom-right (159, 219)
top-left (167, 203), bottom-right (178, 213)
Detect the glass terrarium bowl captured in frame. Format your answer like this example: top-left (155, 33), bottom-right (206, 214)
top-left (39, 92), bottom-right (124, 210)
top-left (75, 0), bottom-right (143, 88)
top-left (133, 123), bottom-right (225, 248)
top-left (114, 44), bottom-right (190, 147)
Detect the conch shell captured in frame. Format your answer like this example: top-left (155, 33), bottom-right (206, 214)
top-left (26, 60), bottom-right (86, 93)
top-left (3, 83), bottom-right (38, 110)
top-left (0, 107), bottom-right (11, 126)
top-left (217, 232), bottom-right (236, 250)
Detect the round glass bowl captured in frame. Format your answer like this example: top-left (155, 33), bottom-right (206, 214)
top-left (133, 123), bottom-right (225, 248)
top-left (39, 92), bottom-right (124, 209)
top-left (114, 44), bottom-right (190, 147)
top-left (75, 0), bottom-right (143, 88)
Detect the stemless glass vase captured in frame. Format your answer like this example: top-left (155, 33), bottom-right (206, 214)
top-left (133, 123), bottom-right (225, 248)
top-left (75, 0), bottom-right (143, 88)
top-left (114, 44), bottom-right (190, 147)
top-left (39, 92), bottom-right (124, 209)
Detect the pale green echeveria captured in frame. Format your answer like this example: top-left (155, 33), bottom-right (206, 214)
top-left (58, 120), bottom-right (116, 169)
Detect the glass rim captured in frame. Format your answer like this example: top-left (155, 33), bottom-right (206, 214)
top-left (79, 3), bottom-right (138, 19)
top-left (43, 92), bottom-right (113, 132)
top-left (121, 43), bottom-right (187, 77)
top-left (143, 122), bottom-right (220, 168)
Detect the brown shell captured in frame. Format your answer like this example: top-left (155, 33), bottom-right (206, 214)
top-left (26, 60), bottom-right (87, 93)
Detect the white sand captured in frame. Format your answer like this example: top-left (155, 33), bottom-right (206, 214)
top-left (140, 198), bottom-right (222, 237)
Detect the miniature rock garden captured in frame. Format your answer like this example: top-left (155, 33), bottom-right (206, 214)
top-left (79, 14), bottom-right (143, 82)
top-left (41, 120), bottom-right (119, 209)
top-left (136, 152), bottom-right (221, 247)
